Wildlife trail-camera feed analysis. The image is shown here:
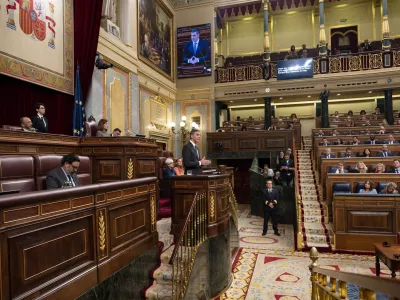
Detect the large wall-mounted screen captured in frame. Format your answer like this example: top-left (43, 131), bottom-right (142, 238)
top-left (277, 58), bottom-right (313, 81)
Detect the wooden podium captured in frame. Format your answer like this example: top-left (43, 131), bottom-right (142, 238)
top-left (170, 173), bottom-right (237, 298)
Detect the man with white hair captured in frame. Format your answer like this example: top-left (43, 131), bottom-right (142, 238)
top-left (163, 158), bottom-right (176, 179)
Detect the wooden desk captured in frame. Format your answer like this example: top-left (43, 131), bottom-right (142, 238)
top-left (0, 178), bottom-right (158, 299)
top-left (333, 194), bottom-right (400, 252)
top-left (0, 129), bottom-right (158, 182)
top-left (374, 243), bottom-right (400, 277)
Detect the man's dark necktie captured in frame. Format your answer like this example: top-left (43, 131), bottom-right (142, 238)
top-left (194, 145), bottom-right (199, 160)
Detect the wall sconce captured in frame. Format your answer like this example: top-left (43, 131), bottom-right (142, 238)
top-left (168, 116), bottom-right (199, 147)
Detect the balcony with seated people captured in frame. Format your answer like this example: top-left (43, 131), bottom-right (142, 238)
top-left (214, 0), bottom-right (400, 90)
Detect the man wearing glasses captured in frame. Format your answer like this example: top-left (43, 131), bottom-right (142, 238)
top-left (46, 154), bottom-right (81, 189)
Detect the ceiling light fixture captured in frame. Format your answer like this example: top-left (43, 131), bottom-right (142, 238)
top-left (368, 91), bottom-right (372, 93)
top-left (337, 93), bottom-right (341, 96)
top-left (229, 101), bottom-right (233, 103)
top-left (279, 97), bottom-right (283, 100)
top-left (307, 95), bottom-right (311, 98)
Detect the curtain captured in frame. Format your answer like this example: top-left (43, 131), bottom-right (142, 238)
top-left (0, 0), bottom-right (103, 135)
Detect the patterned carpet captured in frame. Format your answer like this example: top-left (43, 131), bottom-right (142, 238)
top-left (216, 248), bottom-right (392, 300)
top-left (297, 136), bottom-right (332, 249)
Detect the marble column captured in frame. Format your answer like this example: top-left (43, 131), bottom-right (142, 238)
top-left (264, 97), bottom-right (272, 129)
top-left (215, 101), bottom-right (222, 130)
top-left (384, 89), bottom-right (394, 125)
top-left (382, 0), bottom-right (391, 49)
top-left (318, 0), bottom-right (327, 56)
top-left (119, 0), bottom-right (135, 47)
top-left (320, 90), bottom-right (330, 128)
top-left (214, 9), bottom-right (219, 67)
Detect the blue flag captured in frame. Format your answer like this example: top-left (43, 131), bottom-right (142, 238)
top-left (73, 65), bottom-right (85, 137)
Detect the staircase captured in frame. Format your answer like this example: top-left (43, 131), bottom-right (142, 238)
top-left (144, 246), bottom-right (173, 299)
top-left (297, 136), bottom-right (332, 250)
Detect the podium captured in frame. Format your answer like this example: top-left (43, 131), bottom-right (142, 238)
top-left (170, 173), bottom-right (237, 298)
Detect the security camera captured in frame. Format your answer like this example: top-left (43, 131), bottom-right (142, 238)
top-left (95, 53), bottom-right (113, 70)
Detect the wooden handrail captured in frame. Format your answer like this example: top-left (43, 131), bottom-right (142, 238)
top-left (310, 247), bottom-right (400, 299)
top-left (312, 267), bottom-right (400, 298)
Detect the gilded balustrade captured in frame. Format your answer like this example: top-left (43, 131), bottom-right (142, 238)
top-left (309, 247), bottom-right (400, 300)
top-left (170, 191), bottom-right (208, 300)
top-left (216, 50), bottom-right (400, 83)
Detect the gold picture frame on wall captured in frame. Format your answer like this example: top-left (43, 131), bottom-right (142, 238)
top-left (0, 0), bottom-right (74, 94)
top-left (150, 95), bottom-right (168, 130)
top-left (138, 0), bottom-right (174, 82)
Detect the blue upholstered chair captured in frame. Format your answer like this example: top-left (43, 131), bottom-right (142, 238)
top-left (333, 182), bottom-right (352, 194)
top-left (378, 182), bottom-right (389, 194)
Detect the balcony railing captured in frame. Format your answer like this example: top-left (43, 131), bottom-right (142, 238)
top-left (215, 49), bottom-right (400, 83)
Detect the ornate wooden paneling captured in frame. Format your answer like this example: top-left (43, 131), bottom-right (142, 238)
top-left (207, 131), bottom-right (294, 158)
top-left (7, 212), bottom-right (95, 299)
top-left (0, 177), bottom-right (158, 299)
top-left (0, 130), bottom-right (158, 183)
top-left (171, 175), bottom-right (231, 240)
top-left (333, 194), bottom-right (400, 252)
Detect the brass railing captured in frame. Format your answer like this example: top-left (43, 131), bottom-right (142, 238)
top-left (309, 247), bottom-right (400, 299)
top-left (215, 50), bottom-right (400, 83)
top-left (228, 183), bottom-right (238, 229)
top-left (169, 191), bottom-right (208, 300)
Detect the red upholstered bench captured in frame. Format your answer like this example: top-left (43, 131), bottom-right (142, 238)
top-left (0, 155), bottom-right (36, 192)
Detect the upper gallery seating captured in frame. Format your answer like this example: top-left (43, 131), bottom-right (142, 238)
top-left (0, 155), bottom-right (91, 192)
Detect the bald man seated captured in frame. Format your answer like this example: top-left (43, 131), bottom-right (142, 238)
top-left (20, 117), bottom-right (37, 132)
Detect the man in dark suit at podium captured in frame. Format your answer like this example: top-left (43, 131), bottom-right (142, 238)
top-left (31, 103), bottom-right (49, 133)
top-left (262, 180), bottom-right (280, 236)
top-left (182, 28), bottom-right (209, 65)
top-left (182, 128), bottom-right (211, 174)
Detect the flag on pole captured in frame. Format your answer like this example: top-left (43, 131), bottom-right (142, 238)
top-left (73, 65), bottom-right (86, 137)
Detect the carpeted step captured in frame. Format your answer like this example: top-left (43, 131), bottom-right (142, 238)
top-left (145, 283), bottom-right (172, 300)
top-left (305, 241), bottom-right (331, 248)
top-left (152, 264), bottom-right (173, 285)
top-left (303, 233), bottom-right (330, 244)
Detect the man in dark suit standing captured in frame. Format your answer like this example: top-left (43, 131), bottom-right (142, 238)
top-left (182, 28), bottom-right (210, 65)
top-left (31, 103), bottom-right (49, 133)
top-left (46, 154), bottom-right (81, 189)
top-left (279, 154), bottom-right (295, 186)
top-left (262, 180), bottom-right (280, 236)
top-left (182, 129), bottom-right (211, 174)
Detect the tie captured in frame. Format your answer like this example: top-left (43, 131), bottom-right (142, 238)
top-left (194, 145), bottom-right (199, 160)
top-left (67, 174), bottom-right (75, 186)
top-left (193, 42), bottom-right (197, 54)
top-left (372, 141), bottom-right (375, 145)
top-left (390, 141), bottom-right (393, 144)
top-left (328, 155), bottom-right (330, 158)
top-left (384, 152), bottom-right (387, 157)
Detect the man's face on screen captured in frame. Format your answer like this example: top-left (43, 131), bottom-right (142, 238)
top-left (191, 32), bottom-right (199, 43)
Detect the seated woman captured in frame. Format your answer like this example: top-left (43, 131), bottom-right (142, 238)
top-left (358, 180), bottom-right (377, 194)
top-left (347, 110), bottom-right (354, 116)
top-left (381, 182), bottom-right (399, 194)
top-left (374, 163), bottom-right (385, 173)
top-left (96, 119), bottom-right (110, 137)
top-left (355, 161), bottom-right (368, 173)
top-left (290, 113), bottom-right (297, 119)
top-left (382, 119), bottom-right (389, 126)
top-left (163, 158), bottom-right (177, 179)
top-left (173, 157), bottom-right (185, 176)
top-left (262, 164), bottom-right (274, 178)
top-left (362, 148), bottom-right (371, 157)
top-left (241, 125), bottom-right (247, 131)
top-left (359, 109), bottom-right (366, 116)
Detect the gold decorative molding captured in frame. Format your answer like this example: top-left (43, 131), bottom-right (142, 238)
top-left (150, 195), bottom-right (156, 232)
top-left (98, 210), bottom-right (106, 257)
top-left (382, 15), bottom-right (390, 38)
top-left (127, 158), bottom-right (134, 179)
top-left (319, 24), bottom-right (327, 45)
top-left (209, 192), bottom-right (215, 222)
top-left (264, 32), bottom-right (270, 51)
top-left (262, 0), bottom-right (269, 11)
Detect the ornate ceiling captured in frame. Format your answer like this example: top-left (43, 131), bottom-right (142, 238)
top-left (169, 0), bottom-right (209, 8)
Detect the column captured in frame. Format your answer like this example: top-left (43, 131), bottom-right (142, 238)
top-left (320, 91), bottom-right (330, 128)
top-left (318, 0), bottom-right (327, 56)
top-left (215, 101), bottom-right (222, 130)
top-left (264, 97), bottom-right (272, 129)
top-left (227, 108), bottom-right (231, 121)
top-left (262, 0), bottom-right (270, 79)
top-left (384, 89), bottom-right (394, 125)
top-left (119, 0), bottom-right (135, 47)
top-left (263, 0), bottom-right (270, 62)
top-left (382, 0), bottom-right (391, 49)
top-left (214, 9), bottom-right (219, 67)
